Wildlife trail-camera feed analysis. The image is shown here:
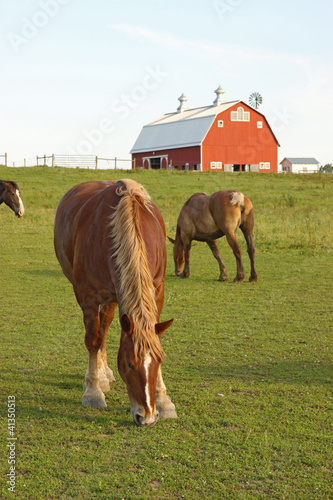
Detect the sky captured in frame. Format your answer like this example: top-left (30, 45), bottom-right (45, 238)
top-left (0, 0), bottom-right (332, 169)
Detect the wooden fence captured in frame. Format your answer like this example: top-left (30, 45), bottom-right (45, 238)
top-left (35, 155), bottom-right (133, 169)
top-left (0, 153), bottom-right (7, 166)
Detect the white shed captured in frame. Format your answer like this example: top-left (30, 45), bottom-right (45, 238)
top-left (280, 158), bottom-right (320, 173)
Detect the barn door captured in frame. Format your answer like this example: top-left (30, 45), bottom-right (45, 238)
top-left (150, 157), bottom-right (161, 169)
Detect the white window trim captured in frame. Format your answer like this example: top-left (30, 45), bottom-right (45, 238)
top-left (257, 121), bottom-right (263, 128)
top-left (218, 120), bottom-right (224, 127)
top-left (216, 162), bottom-right (222, 169)
top-left (210, 161), bottom-right (216, 169)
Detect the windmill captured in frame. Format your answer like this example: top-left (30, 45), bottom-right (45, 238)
top-left (249, 92), bottom-right (263, 109)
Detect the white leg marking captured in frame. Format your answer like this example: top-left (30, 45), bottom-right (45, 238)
top-left (144, 352), bottom-right (152, 415)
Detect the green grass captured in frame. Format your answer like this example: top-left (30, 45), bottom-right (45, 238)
top-left (1, 166), bottom-right (332, 499)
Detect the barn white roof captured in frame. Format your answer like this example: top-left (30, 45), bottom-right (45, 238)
top-left (130, 100), bottom-right (239, 153)
top-left (282, 157), bottom-right (319, 164)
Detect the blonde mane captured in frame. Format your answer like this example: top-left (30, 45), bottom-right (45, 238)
top-left (109, 179), bottom-right (163, 361)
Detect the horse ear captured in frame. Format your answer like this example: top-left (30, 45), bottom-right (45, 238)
top-left (120, 314), bottom-right (134, 336)
top-left (155, 319), bottom-right (173, 337)
top-left (167, 236), bottom-right (175, 245)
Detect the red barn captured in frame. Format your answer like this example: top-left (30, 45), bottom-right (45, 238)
top-left (130, 87), bottom-right (279, 172)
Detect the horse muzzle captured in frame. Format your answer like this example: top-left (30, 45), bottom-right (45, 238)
top-left (15, 206), bottom-right (25, 218)
top-left (132, 408), bottom-right (159, 427)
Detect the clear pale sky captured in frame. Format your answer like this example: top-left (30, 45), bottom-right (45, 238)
top-left (1, 0), bottom-right (332, 168)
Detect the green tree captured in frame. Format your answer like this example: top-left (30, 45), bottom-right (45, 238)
top-left (320, 163), bottom-right (333, 172)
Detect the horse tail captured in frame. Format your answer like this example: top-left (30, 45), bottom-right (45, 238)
top-left (109, 179), bottom-right (162, 362)
top-left (237, 193), bottom-right (254, 229)
top-left (230, 191), bottom-right (245, 210)
top-left (114, 178), bottom-right (153, 213)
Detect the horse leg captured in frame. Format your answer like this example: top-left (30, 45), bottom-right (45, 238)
top-left (83, 308), bottom-right (107, 407)
top-left (98, 302), bottom-right (117, 391)
top-left (179, 240), bottom-right (191, 278)
top-left (240, 227), bottom-right (257, 282)
top-left (155, 366), bottom-right (177, 419)
top-left (74, 288), bottom-right (106, 408)
top-left (225, 233), bottom-right (245, 283)
top-left (206, 240), bottom-right (228, 281)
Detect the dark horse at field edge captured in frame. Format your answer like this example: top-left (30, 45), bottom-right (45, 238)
top-left (0, 181), bottom-right (25, 217)
top-left (168, 190), bottom-right (257, 283)
top-left (54, 179), bottom-right (177, 427)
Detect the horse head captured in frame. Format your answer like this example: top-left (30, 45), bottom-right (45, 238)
top-left (1, 181), bottom-right (25, 218)
top-left (118, 314), bottom-right (173, 427)
top-left (167, 235), bottom-right (185, 277)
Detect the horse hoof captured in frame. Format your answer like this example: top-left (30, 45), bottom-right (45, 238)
top-left (82, 393), bottom-right (107, 408)
top-left (233, 277), bottom-right (244, 284)
top-left (159, 408), bottom-right (178, 419)
top-left (156, 396), bottom-right (177, 419)
top-left (218, 276), bottom-right (228, 282)
top-left (249, 276), bottom-right (257, 283)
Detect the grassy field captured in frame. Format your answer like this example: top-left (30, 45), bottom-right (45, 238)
top-left (1, 166), bottom-right (332, 499)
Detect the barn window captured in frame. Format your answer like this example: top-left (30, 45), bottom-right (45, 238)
top-left (210, 162), bottom-right (216, 169)
top-left (237, 107), bottom-right (244, 121)
top-left (257, 121), bottom-right (263, 128)
top-left (216, 162), bottom-right (222, 169)
top-left (259, 162), bottom-right (270, 170)
top-left (218, 120), bottom-right (224, 127)
top-left (231, 107), bottom-right (250, 122)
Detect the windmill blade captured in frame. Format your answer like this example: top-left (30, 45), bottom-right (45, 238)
top-left (249, 92), bottom-right (263, 109)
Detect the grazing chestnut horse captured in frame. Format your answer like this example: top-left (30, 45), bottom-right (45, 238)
top-left (168, 190), bottom-right (257, 283)
top-left (54, 179), bottom-right (177, 427)
top-left (0, 181), bottom-right (25, 218)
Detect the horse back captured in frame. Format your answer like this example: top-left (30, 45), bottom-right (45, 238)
top-left (209, 190), bottom-right (253, 233)
top-left (178, 192), bottom-right (221, 241)
top-left (54, 180), bottom-right (166, 303)
top-left (54, 181), bottom-right (117, 290)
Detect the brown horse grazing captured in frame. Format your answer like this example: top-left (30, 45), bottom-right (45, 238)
top-left (0, 181), bottom-right (25, 218)
top-left (54, 179), bottom-right (177, 427)
top-left (168, 190), bottom-right (257, 283)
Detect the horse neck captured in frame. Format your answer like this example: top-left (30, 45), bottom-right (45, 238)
top-left (175, 225), bottom-right (184, 248)
top-left (112, 195), bottom-right (157, 319)
top-left (110, 188), bottom-right (161, 361)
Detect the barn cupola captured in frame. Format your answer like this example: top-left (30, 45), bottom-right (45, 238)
top-left (177, 93), bottom-right (189, 113)
top-left (213, 85), bottom-right (226, 106)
